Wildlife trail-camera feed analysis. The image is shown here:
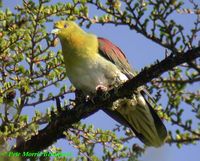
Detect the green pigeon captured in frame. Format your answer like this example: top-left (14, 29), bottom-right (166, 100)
top-left (51, 21), bottom-right (167, 147)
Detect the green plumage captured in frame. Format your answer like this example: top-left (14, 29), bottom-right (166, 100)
top-left (52, 21), bottom-right (167, 147)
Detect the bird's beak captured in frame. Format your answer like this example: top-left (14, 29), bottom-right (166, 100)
top-left (51, 28), bottom-right (60, 34)
top-left (51, 28), bottom-right (59, 47)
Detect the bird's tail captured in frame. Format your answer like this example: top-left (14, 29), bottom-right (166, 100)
top-left (103, 91), bottom-right (167, 147)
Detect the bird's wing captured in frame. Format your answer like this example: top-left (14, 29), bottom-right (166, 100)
top-left (98, 38), bottom-right (167, 146)
top-left (98, 37), bottom-right (135, 79)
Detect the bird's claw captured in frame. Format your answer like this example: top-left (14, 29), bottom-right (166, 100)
top-left (95, 85), bottom-right (108, 92)
top-left (95, 84), bottom-right (111, 102)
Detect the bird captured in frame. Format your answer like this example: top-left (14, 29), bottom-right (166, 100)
top-left (51, 20), bottom-right (167, 147)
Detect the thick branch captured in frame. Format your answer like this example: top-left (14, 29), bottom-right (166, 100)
top-left (13, 47), bottom-right (200, 152)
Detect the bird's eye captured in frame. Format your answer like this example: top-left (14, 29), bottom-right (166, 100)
top-left (64, 24), bottom-right (68, 28)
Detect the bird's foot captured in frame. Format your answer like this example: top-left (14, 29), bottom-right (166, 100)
top-left (75, 89), bottom-right (93, 103)
top-left (95, 84), bottom-right (108, 92)
top-left (95, 84), bottom-right (111, 102)
top-left (75, 89), bottom-right (85, 104)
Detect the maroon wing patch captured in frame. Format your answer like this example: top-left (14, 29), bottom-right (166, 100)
top-left (98, 37), bottom-right (134, 79)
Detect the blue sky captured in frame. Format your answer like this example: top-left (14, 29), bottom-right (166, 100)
top-left (2, 0), bottom-right (200, 161)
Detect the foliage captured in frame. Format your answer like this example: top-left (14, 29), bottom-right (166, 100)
top-left (0, 0), bottom-right (199, 160)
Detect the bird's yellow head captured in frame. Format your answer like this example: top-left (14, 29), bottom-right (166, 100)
top-left (51, 21), bottom-right (84, 40)
top-left (51, 20), bottom-right (98, 60)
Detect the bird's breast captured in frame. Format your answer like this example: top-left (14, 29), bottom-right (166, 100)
top-left (65, 53), bottom-right (128, 94)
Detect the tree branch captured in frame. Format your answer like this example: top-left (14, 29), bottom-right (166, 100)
top-left (13, 47), bottom-right (200, 152)
top-left (155, 77), bottom-right (200, 84)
